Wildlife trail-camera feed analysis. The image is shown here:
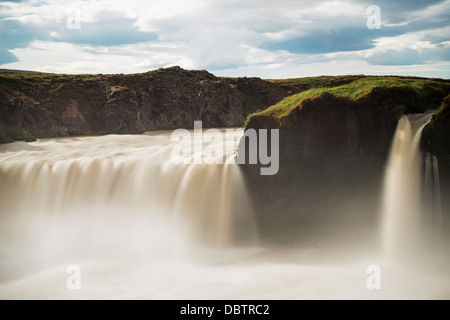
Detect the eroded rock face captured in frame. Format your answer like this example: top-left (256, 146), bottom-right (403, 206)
top-left (134, 69), bottom-right (246, 130)
top-left (423, 95), bottom-right (450, 160)
top-left (0, 67), bottom-right (246, 142)
top-left (61, 99), bottom-right (86, 134)
top-left (224, 77), bottom-right (288, 116)
top-left (103, 85), bottom-right (140, 133)
top-left (423, 94), bottom-right (450, 193)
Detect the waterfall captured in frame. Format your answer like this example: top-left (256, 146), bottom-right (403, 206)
top-left (423, 153), bottom-right (442, 244)
top-left (1, 122), bottom-right (449, 299)
top-left (0, 130), bottom-right (258, 277)
top-left (380, 113), bottom-right (441, 261)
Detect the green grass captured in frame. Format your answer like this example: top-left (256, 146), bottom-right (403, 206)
top-left (267, 75), bottom-right (367, 94)
top-left (249, 77), bottom-right (450, 125)
top-left (0, 70), bottom-right (104, 98)
top-left (4, 127), bottom-right (37, 141)
top-left (0, 71), bottom-right (103, 91)
top-left (0, 70), bottom-right (102, 80)
top-left (5, 127), bottom-right (26, 140)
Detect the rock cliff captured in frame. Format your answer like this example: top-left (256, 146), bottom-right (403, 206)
top-left (423, 94), bottom-right (450, 213)
top-left (0, 67), bottom-right (250, 142)
top-left (241, 77), bottom-right (450, 242)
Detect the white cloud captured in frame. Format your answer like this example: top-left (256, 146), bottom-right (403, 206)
top-left (407, 0), bottom-right (450, 24)
top-left (213, 59), bottom-right (450, 79)
top-left (321, 26), bottom-right (450, 66)
top-left (0, 0), bottom-right (449, 78)
top-left (3, 40), bottom-right (185, 74)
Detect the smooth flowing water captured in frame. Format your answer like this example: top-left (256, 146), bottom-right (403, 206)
top-left (381, 113), bottom-right (443, 261)
top-left (0, 128), bottom-right (449, 299)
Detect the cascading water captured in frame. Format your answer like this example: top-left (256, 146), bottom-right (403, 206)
top-left (1, 124), bottom-right (449, 299)
top-left (381, 113), bottom-right (442, 261)
top-left (0, 130), bottom-right (258, 282)
top-left (423, 152), bottom-right (442, 244)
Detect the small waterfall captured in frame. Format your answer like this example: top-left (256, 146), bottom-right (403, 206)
top-left (381, 113), bottom-right (441, 261)
top-left (423, 153), bottom-right (442, 244)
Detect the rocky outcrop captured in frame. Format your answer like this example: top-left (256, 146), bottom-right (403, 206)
top-left (246, 86), bottom-right (438, 161)
top-left (241, 83), bottom-right (450, 241)
top-left (423, 94), bottom-right (450, 201)
top-left (224, 77), bottom-right (288, 116)
top-left (0, 67), bottom-right (247, 142)
top-left (61, 99), bottom-right (86, 134)
top-left (423, 94), bottom-right (450, 162)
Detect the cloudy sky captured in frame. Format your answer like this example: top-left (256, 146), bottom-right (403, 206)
top-left (0, 0), bottom-right (449, 78)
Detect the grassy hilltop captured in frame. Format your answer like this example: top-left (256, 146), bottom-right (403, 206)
top-left (245, 76), bottom-right (450, 129)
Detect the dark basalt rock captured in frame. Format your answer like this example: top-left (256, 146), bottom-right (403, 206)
top-left (224, 77), bottom-right (289, 117)
top-left (0, 66), bottom-right (247, 142)
top-left (241, 86), bottom-right (450, 244)
top-left (423, 94), bottom-right (450, 210)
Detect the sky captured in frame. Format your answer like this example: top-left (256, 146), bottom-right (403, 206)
top-left (0, 0), bottom-right (449, 78)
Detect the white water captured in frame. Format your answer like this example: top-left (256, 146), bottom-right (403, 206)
top-left (0, 129), bottom-right (257, 262)
top-left (381, 113), bottom-right (442, 261)
top-left (423, 153), bottom-right (442, 244)
top-left (0, 129), bottom-right (449, 299)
